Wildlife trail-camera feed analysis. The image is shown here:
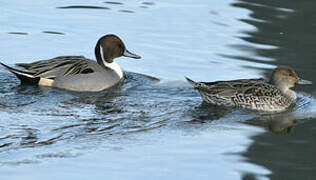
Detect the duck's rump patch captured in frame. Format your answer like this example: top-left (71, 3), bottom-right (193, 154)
top-left (39, 78), bottom-right (54, 87)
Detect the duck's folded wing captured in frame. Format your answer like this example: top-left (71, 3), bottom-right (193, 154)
top-left (16, 56), bottom-right (85, 69)
top-left (202, 83), bottom-right (237, 96)
top-left (198, 78), bottom-right (266, 97)
top-left (15, 56), bottom-right (94, 79)
top-left (238, 80), bottom-right (278, 97)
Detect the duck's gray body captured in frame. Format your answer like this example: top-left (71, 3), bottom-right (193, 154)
top-left (1, 34), bottom-right (141, 92)
top-left (16, 56), bottom-right (122, 92)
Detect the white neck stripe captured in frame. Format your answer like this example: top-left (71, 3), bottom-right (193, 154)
top-left (99, 45), bottom-right (123, 79)
top-left (100, 45), bottom-right (106, 63)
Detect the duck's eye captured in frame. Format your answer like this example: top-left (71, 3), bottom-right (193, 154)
top-left (117, 43), bottom-right (123, 49)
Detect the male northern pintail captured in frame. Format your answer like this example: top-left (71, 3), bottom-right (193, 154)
top-left (186, 66), bottom-right (312, 112)
top-left (0, 34), bottom-right (141, 92)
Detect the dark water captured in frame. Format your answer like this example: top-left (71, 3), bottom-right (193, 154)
top-left (1, 0), bottom-right (316, 179)
top-left (231, 0), bottom-right (316, 179)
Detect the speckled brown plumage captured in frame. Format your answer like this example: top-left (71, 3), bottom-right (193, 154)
top-left (186, 66), bottom-right (311, 112)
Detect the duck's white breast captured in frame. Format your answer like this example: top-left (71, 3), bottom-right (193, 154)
top-left (104, 61), bottom-right (123, 79)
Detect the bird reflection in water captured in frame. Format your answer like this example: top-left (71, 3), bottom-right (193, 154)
top-left (245, 112), bottom-right (296, 134)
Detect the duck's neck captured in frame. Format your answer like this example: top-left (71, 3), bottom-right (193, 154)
top-left (274, 83), bottom-right (297, 101)
top-left (102, 61), bottom-right (123, 79)
top-left (282, 88), bottom-right (297, 101)
top-left (96, 45), bottom-right (123, 79)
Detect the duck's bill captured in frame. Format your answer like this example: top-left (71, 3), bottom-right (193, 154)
top-left (297, 78), bottom-right (312, 85)
top-left (123, 49), bottom-right (141, 59)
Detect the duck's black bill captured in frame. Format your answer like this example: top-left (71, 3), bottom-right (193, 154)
top-left (297, 78), bottom-right (312, 85)
top-left (123, 49), bottom-right (141, 59)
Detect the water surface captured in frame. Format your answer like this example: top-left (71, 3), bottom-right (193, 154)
top-left (1, 0), bottom-right (316, 179)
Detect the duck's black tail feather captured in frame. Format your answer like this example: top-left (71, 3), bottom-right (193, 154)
top-left (0, 62), bottom-right (40, 84)
top-left (15, 63), bottom-right (32, 68)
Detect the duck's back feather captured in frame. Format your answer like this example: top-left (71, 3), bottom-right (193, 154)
top-left (16, 56), bottom-right (96, 79)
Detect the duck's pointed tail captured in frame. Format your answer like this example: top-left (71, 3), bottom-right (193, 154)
top-left (0, 62), bottom-right (40, 84)
top-left (185, 76), bottom-right (211, 91)
top-left (185, 76), bottom-right (199, 88)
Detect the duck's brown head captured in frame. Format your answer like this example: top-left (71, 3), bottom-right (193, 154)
top-left (95, 34), bottom-right (141, 65)
top-left (271, 66), bottom-right (312, 89)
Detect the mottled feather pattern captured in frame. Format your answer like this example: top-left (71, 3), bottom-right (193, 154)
top-left (190, 78), bottom-right (293, 112)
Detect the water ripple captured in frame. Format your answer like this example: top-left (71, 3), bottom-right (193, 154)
top-left (57, 5), bottom-right (110, 10)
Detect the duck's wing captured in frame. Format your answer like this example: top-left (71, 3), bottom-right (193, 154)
top-left (16, 56), bottom-right (85, 69)
top-left (16, 56), bottom-right (96, 79)
top-left (238, 80), bottom-right (279, 97)
top-left (203, 78), bottom-right (282, 97)
top-left (188, 78), bottom-right (266, 96)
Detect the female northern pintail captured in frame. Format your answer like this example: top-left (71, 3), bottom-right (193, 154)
top-left (186, 66), bottom-right (312, 112)
top-left (0, 34), bottom-right (141, 92)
